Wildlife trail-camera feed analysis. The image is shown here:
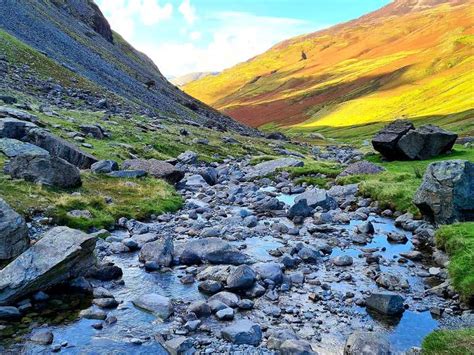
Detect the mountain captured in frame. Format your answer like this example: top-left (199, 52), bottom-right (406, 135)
top-left (0, 0), bottom-right (254, 135)
top-left (183, 0), bottom-right (473, 134)
top-left (171, 72), bottom-right (219, 87)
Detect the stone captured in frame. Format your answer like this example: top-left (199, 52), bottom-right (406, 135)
top-left (30, 329), bottom-right (54, 345)
top-left (344, 332), bottom-right (391, 355)
top-left (280, 339), bottom-right (315, 355)
top-left (0, 227), bottom-right (96, 305)
top-left (253, 262), bottom-right (283, 284)
top-left (139, 236), bottom-right (174, 268)
top-left (188, 301), bottom-right (212, 318)
top-left (0, 138), bottom-right (49, 158)
top-left (0, 197), bottom-right (29, 261)
top-left (164, 336), bottom-right (195, 355)
top-left (87, 263), bottom-right (123, 281)
top-left (198, 280), bottom-right (223, 295)
top-left (216, 307), bottom-right (234, 320)
top-left (221, 320), bottom-right (262, 346)
top-left (80, 124), bottom-right (104, 139)
top-left (413, 160), bottom-right (473, 224)
top-left (366, 293), bottom-right (405, 315)
top-left (107, 170), bottom-right (147, 178)
top-left (5, 154), bottom-right (81, 188)
top-left (0, 306), bottom-right (21, 320)
top-left (0, 106), bottom-right (38, 123)
top-left (397, 125), bottom-right (457, 160)
top-left (200, 167), bottom-right (218, 186)
top-left (339, 161), bottom-right (385, 177)
top-left (332, 255), bottom-right (353, 266)
top-left (226, 265), bottom-right (256, 290)
top-left (356, 221), bottom-right (375, 235)
top-left (80, 308), bottom-right (107, 320)
top-left (294, 188), bottom-right (337, 211)
top-left (372, 120), bottom-right (415, 160)
top-left (375, 273), bottom-right (409, 290)
top-left (132, 293), bottom-right (173, 320)
top-left (288, 199), bottom-right (313, 219)
top-left (247, 158), bottom-right (303, 179)
top-left (208, 291), bottom-right (240, 308)
top-left (267, 329), bottom-right (299, 350)
top-left (122, 159), bottom-right (184, 183)
top-left (177, 151), bottom-right (198, 164)
top-left (91, 160), bottom-right (119, 173)
top-left (93, 298), bottom-right (118, 309)
top-left (387, 232), bottom-right (408, 244)
top-left (179, 238), bottom-right (250, 265)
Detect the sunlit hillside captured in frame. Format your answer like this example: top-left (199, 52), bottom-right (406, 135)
top-left (183, 0), bottom-right (474, 133)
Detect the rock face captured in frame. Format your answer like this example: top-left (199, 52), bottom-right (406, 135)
top-left (247, 158), bottom-right (303, 179)
top-left (0, 198), bottom-right (29, 261)
top-left (413, 160), bottom-right (474, 224)
top-left (372, 120), bottom-right (457, 160)
top-left (221, 320), bottom-right (262, 346)
top-left (179, 238), bottom-right (251, 265)
top-left (344, 332), bottom-right (391, 355)
top-left (5, 153), bottom-right (82, 188)
top-left (122, 159), bottom-right (184, 184)
top-left (0, 227), bottom-right (96, 305)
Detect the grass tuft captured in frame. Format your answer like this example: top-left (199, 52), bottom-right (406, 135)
top-left (422, 328), bottom-right (474, 355)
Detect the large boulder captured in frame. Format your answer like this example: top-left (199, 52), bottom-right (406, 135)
top-left (413, 160), bottom-right (473, 224)
top-left (178, 238), bottom-right (251, 265)
top-left (247, 158), bottom-right (303, 179)
top-left (294, 188), bottom-right (337, 211)
top-left (122, 159), bottom-right (184, 184)
top-left (5, 153), bottom-right (82, 188)
top-left (344, 332), bottom-right (391, 355)
top-left (139, 236), bottom-right (174, 268)
top-left (397, 125), bottom-right (457, 160)
top-left (372, 120), bottom-right (414, 160)
top-left (0, 198), bottom-right (29, 261)
top-left (365, 293), bottom-right (405, 316)
top-left (0, 117), bottom-right (36, 140)
top-left (0, 227), bottom-right (97, 305)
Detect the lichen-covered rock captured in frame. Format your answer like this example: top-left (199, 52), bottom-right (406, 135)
top-left (0, 198), bottom-right (29, 261)
top-left (0, 227), bottom-right (96, 305)
top-left (413, 160), bottom-right (473, 224)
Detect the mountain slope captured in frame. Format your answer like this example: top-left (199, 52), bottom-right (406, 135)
top-left (183, 0), bottom-right (474, 133)
top-left (0, 0), bottom-right (254, 135)
top-left (171, 72), bottom-right (218, 87)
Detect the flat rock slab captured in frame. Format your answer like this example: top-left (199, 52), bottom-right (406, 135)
top-left (0, 138), bottom-right (49, 158)
top-left (0, 106), bottom-right (38, 123)
top-left (247, 158), bottom-right (303, 179)
top-left (178, 237), bottom-right (251, 265)
top-left (132, 293), bottom-right (173, 320)
top-left (122, 159), bottom-right (184, 183)
top-left (0, 226), bottom-right (96, 305)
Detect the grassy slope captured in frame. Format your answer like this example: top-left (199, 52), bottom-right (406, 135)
top-left (183, 1), bottom-right (473, 135)
top-left (422, 328), bottom-right (474, 354)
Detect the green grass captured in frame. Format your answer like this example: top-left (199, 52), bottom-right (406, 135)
top-left (435, 223), bottom-right (474, 303)
top-left (282, 161), bottom-right (343, 178)
top-left (250, 155), bottom-right (279, 165)
top-left (336, 146), bottom-right (474, 213)
top-left (422, 328), bottom-right (474, 355)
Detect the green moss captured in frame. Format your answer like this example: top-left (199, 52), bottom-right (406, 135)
top-left (422, 328), bottom-right (474, 355)
top-left (250, 155), bottom-right (279, 165)
top-left (294, 176), bottom-right (329, 188)
top-left (435, 223), bottom-right (474, 302)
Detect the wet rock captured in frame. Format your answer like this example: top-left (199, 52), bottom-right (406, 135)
top-left (178, 151), bottom-right (198, 164)
top-left (280, 339), bottom-right (315, 355)
top-left (179, 238), bottom-right (250, 265)
top-left (288, 199), bottom-right (313, 219)
top-left (226, 265), bottom-right (256, 290)
top-left (375, 272), bottom-right (409, 290)
top-left (332, 255), bottom-right (353, 266)
top-left (208, 291), bottom-right (240, 308)
top-left (399, 251), bottom-right (422, 261)
top-left (88, 263), bottom-right (123, 281)
top-left (339, 161), bottom-right (385, 177)
top-left (356, 221), bottom-right (375, 235)
top-left (5, 153), bottom-right (81, 188)
top-left (80, 308), bottom-right (107, 320)
top-left (387, 232), bottom-right (408, 244)
top-left (198, 280), bottom-right (223, 295)
top-left (254, 197), bottom-right (284, 213)
top-left (216, 307), bottom-right (234, 321)
top-left (238, 299), bottom-right (254, 310)
top-left (221, 320), bottom-right (262, 346)
top-left (91, 160), bottom-right (118, 174)
top-left (253, 262), bottom-right (283, 284)
top-left (413, 160), bottom-right (473, 224)
top-left (208, 300), bottom-right (229, 313)
top-left (0, 306), bottom-right (21, 320)
top-left (366, 293), bottom-right (405, 315)
top-left (164, 336), bottom-right (195, 355)
top-left (0, 227), bottom-right (96, 305)
top-left (297, 247), bottom-right (320, 264)
top-left (295, 188), bottom-right (337, 211)
top-left (247, 158), bottom-right (303, 179)
top-left (344, 331), bottom-right (391, 355)
top-left (93, 298), bottom-right (118, 309)
top-left (30, 329), bottom-right (54, 345)
top-left (139, 236), bottom-right (174, 268)
top-left (122, 159), bottom-right (184, 183)
top-left (133, 293), bottom-right (173, 320)
top-left (0, 197), bottom-right (29, 261)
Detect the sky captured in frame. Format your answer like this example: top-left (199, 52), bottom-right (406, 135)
top-left (95, 0), bottom-right (391, 78)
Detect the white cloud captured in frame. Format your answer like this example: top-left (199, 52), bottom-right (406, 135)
top-left (189, 31), bottom-right (202, 41)
top-left (179, 0), bottom-right (197, 25)
top-left (136, 12), bottom-right (321, 77)
top-left (97, 0), bottom-right (173, 41)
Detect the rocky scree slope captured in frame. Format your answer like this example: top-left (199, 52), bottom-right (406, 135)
top-left (0, 0), bottom-right (254, 135)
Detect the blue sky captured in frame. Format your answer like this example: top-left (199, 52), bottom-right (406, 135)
top-left (96, 0), bottom-right (391, 77)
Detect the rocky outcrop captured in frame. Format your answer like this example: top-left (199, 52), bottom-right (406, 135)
top-left (372, 120), bottom-right (457, 160)
top-left (247, 158), bottom-right (303, 179)
top-left (0, 198), bottom-right (29, 261)
top-left (413, 160), bottom-right (473, 224)
top-left (122, 159), bottom-right (184, 184)
top-left (5, 153), bottom-right (82, 188)
top-left (0, 227), bottom-right (96, 305)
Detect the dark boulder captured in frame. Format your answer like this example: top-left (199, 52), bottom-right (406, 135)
top-left (5, 153), bottom-right (81, 188)
top-left (179, 238), bottom-right (251, 265)
top-left (372, 120), bottom-right (414, 160)
top-left (365, 292), bottom-right (405, 316)
top-left (413, 160), bottom-right (473, 224)
top-left (288, 199), bottom-right (313, 219)
top-left (91, 160), bottom-right (118, 174)
top-left (80, 124), bottom-right (105, 139)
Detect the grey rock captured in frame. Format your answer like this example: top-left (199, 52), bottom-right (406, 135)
top-left (80, 124), bottom-right (104, 139)
top-left (226, 265), bottom-right (256, 290)
top-left (208, 291), bottom-right (240, 308)
top-left (30, 329), bottom-right (54, 345)
top-left (356, 221), bottom-right (375, 235)
top-left (375, 273), bottom-right (409, 290)
top-left (221, 320), bottom-right (262, 346)
top-left (0, 197), bottom-right (29, 261)
top-left (5, 153), bottom-right (81, 188)
top-left (288, 199), bottom-right (313, 219)
top-left (339, 161), bottom-right (385, 177)
top-left (0, 227), bottom-right (96, 305)
top-left (280, 339), bottom-right (315, 355)
top-left (164, 336), bottom-right (195, 355)
top-left (0, 138), bottom-right (49, 158)
top-left (122, 159), bottom-right (184, 183)
top-left (365, 293), bottom-right (405, 315)
top-left (139, 236), bottom-right (174, 268)
top-left (199, 167), bottom-right (218, 186)
top-left (413, 160), bottom-right (473, 224)
top-left (132, 293), bottom-right (173, 320)
top-left (0, 106), bottom-right (38, 123)
top-left (107, 170), bottom-right (147, 178)
top-left (178, 151), bottom-right (198, 164)
top-left (188, 301), bottom-right (211, 318)
top-left (247, 158), bottom-right (303, 179)
top-left (253, 262), bottom-right (283, 284)
top-left (332, 255), bottom-right (353, 266)
top-left (372, 120), bottom-right (415, 160)
top-left (216, 307), bottom-right (234, 320)
top-left (295, 188), bottom-right (337, 210)
top-left (267, 329), bottom-right (299, 350)
top-left (198, 280), bottom-right (223, 295)
top-left (0, 306), bottom-right (21, 320)
top-left (91, 160), bottom-right (118, 173)
top-left (344, 332), bottom-right (391, 355)
top-left (179, 238), bottom-right (250, 265)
